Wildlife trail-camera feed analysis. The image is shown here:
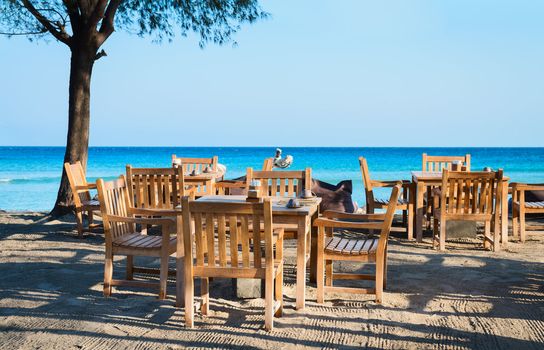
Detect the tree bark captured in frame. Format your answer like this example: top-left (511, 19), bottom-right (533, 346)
top-left (50, 41), bottom-right (96, 217)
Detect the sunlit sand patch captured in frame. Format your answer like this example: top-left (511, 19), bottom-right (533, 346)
top-left (440, 256), bottom-right (487, 268)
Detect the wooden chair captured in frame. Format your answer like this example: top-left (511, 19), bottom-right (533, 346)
top-left (172, 155), bottom-right (219, 196)
top-left (422, 153), bottom-right (471, 172)
top-left (246, 168), bottom-right (312, 198)
top-left (64, 161), bottom-right (101, 237)
top-left (171, 155), bottom-right (218, 174)
top-left (246, 167), bottom-right (312, 240)
top-left (359, 157), bottom-right (413, 239)
top-left (432, 169), bottom-right (503, 251)
top-left (126, 165), bottom-right (195, 210)
top-left (314, 184), bottom-right (400, 304)
top-left (181, 197), bottom-right (284, 331)
top-left (421, 153), bottom-right (471, 228)
top-left (215, 157), bottom-right (274, 195)
top-left (96, 175), bottom-right (178, 299)
top-left (511, 183), bottom-right (544, 242)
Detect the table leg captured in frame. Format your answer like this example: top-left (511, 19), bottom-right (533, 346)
top-left (296, 216), bottom-right (309, 310)
top-left (501, 180), bottom-right (509, 246)
top-left (415, 181), bottom-right (425, 242)
top-left (175, 215), bottom-right (184, 307)
top-left (309, 211), bottom-right (319, 283)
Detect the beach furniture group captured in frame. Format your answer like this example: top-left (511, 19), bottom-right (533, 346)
top-left (64, 152), bottom-right (543, 331)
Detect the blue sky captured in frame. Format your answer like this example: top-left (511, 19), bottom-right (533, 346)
top-left (1, 0), bottom-right (543, 147)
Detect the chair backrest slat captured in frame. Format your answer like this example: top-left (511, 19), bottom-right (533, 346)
top-left (126, 166), bottom-right (185, 209)
top-left (246, 168), bottom-right (311, 198)
top-left (240, 215), bottom-right (250, 267)
top-left (440, 169), bottom-right (503, 216)
top-left (97, 176), bottom-right (134, 240)
top-left (228, 215), bottom-right (239, 268)
top-left (422, 153), bottom-right (471, 172)
top-left (206, 213), bottom-right (215, 267)
top-left (217, 214), bottom-right (227, 267)
top-left (252, 213), bottom-right (262, 268)
top-left (183, 198), bottom-right (274, 271)
top-left (194, 213), bottom-right (205, 265)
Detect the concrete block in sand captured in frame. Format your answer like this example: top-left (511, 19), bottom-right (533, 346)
top-left (233, 278), bottom-right (265, 299)
top-left (446, 220), bottom-right (477, 238)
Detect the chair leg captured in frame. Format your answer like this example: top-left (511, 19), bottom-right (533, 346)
top-left (265, 270), bottom-right (274, 331)
top-left (274, 265), bottom-right (283, 317)
top-left (126, 256), bottom-right (134, 280)
top-left (383, 250), bottom-right (388, 290)
top-left (402, 209), bottom-right (407, 227)
top-left (407, 203), bottom-right (414, 240)
top-left (432, 218), bottom-right (439, 248)
top-left (75, 209), bottom-right (84, 238)
top-left (317, 238), bottom-right (325, 304)
top-left (493, 213), bottom-right (501, 252)
top-left (325, 260), bottom-right (333, 286)
top-left (375, 256), bottom-right (384, 304)
top-left (439, 218), bottom-right (446, 251)
top-left (103, 250), bottom-right (113, 297)
top-left (426, 189), bottom-right (433, 229)
top-left (519, 207), bottom-right (526, 243)
top-left (512, 206), bottom-right (519, 239)
top-left (483, 221), bottom-right (491, 250)
top-left (88, 210), bottom-right (94, 229)
top-left (159, 252), bottom-right (169, 300)
top-left (184, 266), bottom-right (194, 328)
top-left (200, 278), bottom-right (209, 315)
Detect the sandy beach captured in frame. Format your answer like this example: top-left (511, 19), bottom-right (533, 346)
top-left (0, 212), bottom-right (543, 349)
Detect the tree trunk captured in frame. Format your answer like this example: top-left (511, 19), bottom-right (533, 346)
top-left (50, 42), bottom-right (96, 217)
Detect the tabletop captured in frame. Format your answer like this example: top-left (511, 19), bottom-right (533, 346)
top-left (183, 171), bottom-right (224, 182)
top-left (411, 171), bottom-right (442, 182)
top-left (412, 171), bottom-right (509, 182)
top-left (196, 195), bottom-right (321, 216)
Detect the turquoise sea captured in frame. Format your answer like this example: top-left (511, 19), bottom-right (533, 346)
top-left (1, 147), bottom-right (543, 211)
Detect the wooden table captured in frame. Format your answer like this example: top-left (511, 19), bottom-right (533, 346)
top-left (184, 171), bottom-right (224, 195)
top-left (411, 171), bottom-right (509, 245)
top-left (190, 195), bottom-right (321, 310)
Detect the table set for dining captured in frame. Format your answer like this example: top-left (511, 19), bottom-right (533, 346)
top-left (411, 171), bottom-right (510, 245)
top-left (192, 195), bottom-right (321, 310)
top-left (68, 151), bottom-right (523, 331)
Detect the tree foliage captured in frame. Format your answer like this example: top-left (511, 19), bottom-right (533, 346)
top-left (0, 1), bottom-right (268, 48)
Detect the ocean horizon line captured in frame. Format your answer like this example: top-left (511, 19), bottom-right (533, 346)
top-left (1, 146), bottom-right (544, 149)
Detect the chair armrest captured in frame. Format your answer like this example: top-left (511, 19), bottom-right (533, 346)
top-left (314, 217), bottom-right (384, 230)
top-left (511, 183), bottom-right (544, 192)
top-left (371, 180), bottom-right (407, 188)
top-left (106, 215), bottom-right (174, 227)
top-left (127, 207), bottom-right (181, 217)
top-left (322, 210), bottom-right (386, 221)
top-left (75, 183), bottom-right (97, 190)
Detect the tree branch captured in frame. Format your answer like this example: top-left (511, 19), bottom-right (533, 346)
top-left (21, 0), bottom-right (71, 45)
top-left (88, 0), bottom-right (108, 28)
top-left (96, 0), bottom-right (121, 46)
top-left (62, 0), bottom-right (80, 27)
